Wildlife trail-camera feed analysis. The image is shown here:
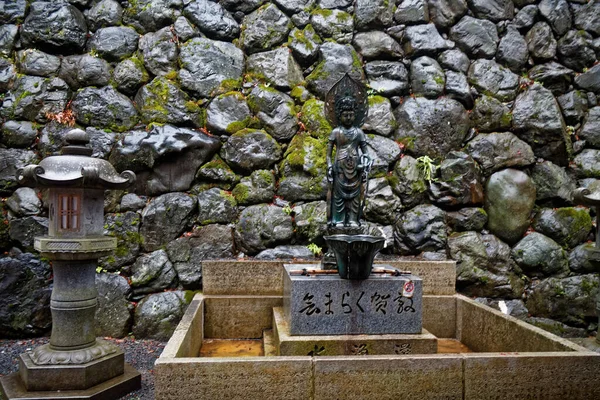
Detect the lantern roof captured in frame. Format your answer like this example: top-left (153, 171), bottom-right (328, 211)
top-left (17, 129), bottom-right (135, 189)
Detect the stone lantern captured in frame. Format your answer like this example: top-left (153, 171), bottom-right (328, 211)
top-left (0, 129), bottom-right (141, 399)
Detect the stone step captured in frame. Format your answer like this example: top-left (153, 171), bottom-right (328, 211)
top-left (272, 307), bottom-right (437, 356)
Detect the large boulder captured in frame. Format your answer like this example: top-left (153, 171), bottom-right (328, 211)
top-left (569, 243), bottom-right (600, 274)
top-left (16, 49), bottom-right (61, 77)
top-left (235, 204), bottom-right (294, 255)
top-left (394, 0), bottom-right (429, 25)
top-left (5, 187), bottom-right (41, 217)
top-left (21, 2), bottom-right (87, 52)
top-left (132, 291), bottom-right (190, 340)
top-left (573, 149), bottom-right (600, 178)
top-left (526, 22), bottom-right (557, 60)
top-left (575, 64), bottom-right (600, 94)
top-left (278, 133), bottom-right (327, 202)
top-left (468, 59), bottom-right (519, 102)
top-left (0, 0), bottom-right (27, 24)
top-left (306, 42), bottom-right (365, 98)
top-left (450, 16), bottom-right (499, 59)
top-left (363, 97), bottom-right (396, 137)
top-left (72, 86), bottom-right (138, 132)
top-left (365, 61), bottom-right (409, 96)
top-left (438, 49), bottom-right (470, 74)
top-left (0, 253), bottom-right (52, 337)
top-left (99, 211), bottom-right (142, 271)
top-left (138, 27), bottom-right (178, 76)
top-left (468, 0), bottom-right (514, 21)
top-left (485, 169), bottom-right (535, 245)
top-left (232, 170), bottom-right (275, 205)
top-left (311, 8), bottom-right (354, 44)
top-left (294, 201), bottom-right (327, 245)
top-left (247, 85), bottom-right (299, 141)
top-left (394, 97), bottom-right (469, 159)
top-left (354, 0), bottom-right (394, 30)
top-left (196, 155), bottom-right (240, 187)
top-left (579, 107), bottom-right (600, 148)
top-left (183, 0), bottom-right (239, 40)
top-left (221, 129), bottom-right (282, 174)
top-left (288, 25), bottom-right (322, 66)
top-left (166, 224), bottom-right (235, 289)
top-left (130, 249), bottom-right (178, 295)
top-left (511, 232), bottom-right (569, 278)
top-left (526, 274), bottom-right (598, 326)
top-left (353, 31), bottom-right (402, 60)
top-left (496, 25), bottom-right (529, 72)
top-left (1, 120), bottom-right (38, 149)
top-left (59, 54), bottom-right (112, 89)
top-left (95, 273), bottom-right (132, 338)
top-left (447, 208), bottom-right (488, 232)
top-left (558, 91), bottom-right (588, 126)
top-left (402, 24), bottom-right (450, 57)
top-left (135, 77), bottom-right (201, 126)
top-left (87, 26), bottom-right (139, 62)
top-left (110, 125), bottom-right (221, 195)
top-left (512, 83), bottom-right (571, 165)
top-left (410, 56), bottom-right (445, 99)
top-left (528, 62), bottom-right (574, 96)
top-left (538, 0), bottom-right (572, 36)
top-left (87, 0), bottom-right (123, 30)
top-left (429, 151), bottom-right (484, 206)
top-left (246, 48), bottom-right (303, 91)
top-left (466, 132), bottom-right (535, 175)
top-left (123, 0), bottom-right (182, 34)
top-left (449, 232), bottom-right (524, 298)
top-left (140, 192), bottom-right (197, 251)
top-left (532, 208), bottom-right (592, 249)
top-left (365, 134), bottom-right (401, 176)
top-left (428, 0), bottom-right (467, 28)
top-left (0, 148), bottom-right (39, 195)
top-left (363, 177), bottom-right (402, 225)
top-left (241, 3), bottom-right (291, 54)
top-left (573, 0), bottom-right (600, 35)
top-left (530, 161), bottom-right (575, 205)
top-left (206, 92), bottom-right (253, 136)
top-left (197, 188), bottom-right (237, 225)
top-left (9, 216), bottom-right (48, 250)
top-left (469, 95), bottom-right (512, 133)
top-left (113, 57), bottom-right (149, 95)
top-left (1, 76), bottom-right (70, 123)
top-left (179, 37), bottom-right (244, 98)
top-left (557, 30), bottom-right (596, 72)
top-left (394, 204), bottom-right (447, 255)
top-left (389, 155), bottom-right (428, 210)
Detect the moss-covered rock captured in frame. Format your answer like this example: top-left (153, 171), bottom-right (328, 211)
top-left (196, 154), bottom-right (239, 185)
top-left (135, 76), bottom-right (202, 127)
top-left (232, 169), bottom-right (275, 205)
top-left (533, 207), bottom-right (593, 249)
top-left (220, 129), bottom-right (282, 173)
top-left (300, 98), bottom-right (332, 139)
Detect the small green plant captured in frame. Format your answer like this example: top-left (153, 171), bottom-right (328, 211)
top-left (95, 266), bottom-right (107, 274)
top-left (89, 48), bottom-right (99, 58)
top-left (307, 243), bottom-right (323, 256)
top-left (566, 125), bottom-right (576, 136)
top-left (416, 155), bottom-right (438, 182)
top-left (282, 204), bottom-right (293, 215)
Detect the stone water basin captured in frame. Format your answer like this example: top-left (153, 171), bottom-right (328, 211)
top-left (155, 260), bottom-right (600, 400)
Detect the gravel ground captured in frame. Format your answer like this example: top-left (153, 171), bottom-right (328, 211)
top-left (0, 336), bottom-right (165, 400)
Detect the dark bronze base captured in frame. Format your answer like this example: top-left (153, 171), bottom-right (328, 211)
top-left (0, 363), bottom-right (140, 400)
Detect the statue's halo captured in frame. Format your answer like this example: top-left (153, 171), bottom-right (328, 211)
top-left (324, 73), bottom-right (368, 127)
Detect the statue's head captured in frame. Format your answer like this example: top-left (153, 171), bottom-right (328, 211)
top-left (336, 95), bottom-right (357, 128)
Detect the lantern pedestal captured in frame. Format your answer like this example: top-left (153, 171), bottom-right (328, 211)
top-left (0, 129), bottom-right (140, 400)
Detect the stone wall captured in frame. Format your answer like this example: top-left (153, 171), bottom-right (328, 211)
top-left (0, 0), bottom-right (599, 340)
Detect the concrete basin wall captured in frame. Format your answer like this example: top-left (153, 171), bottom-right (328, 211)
top-left (156, 261), bottom-right (600, 399)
